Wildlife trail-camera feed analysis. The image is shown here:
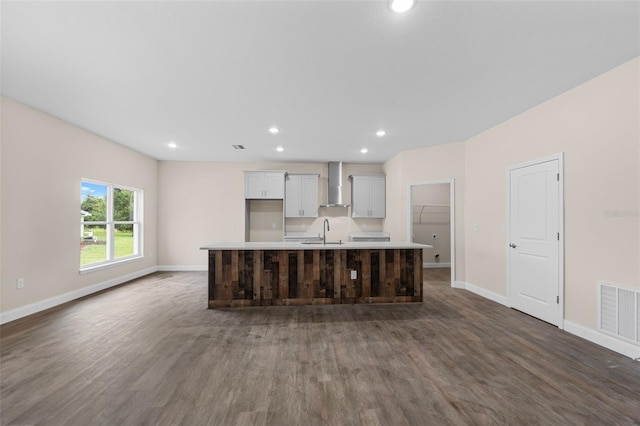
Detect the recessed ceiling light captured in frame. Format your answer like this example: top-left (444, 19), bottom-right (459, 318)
top-left (389, 0), bottom-right (415, 13)
top-left (167, 142), bottom-right (177, 149)
top-left (376, 129), bottom-right (387, 137)
top-left (269, 126), bottom-right (279, 134)
top-left (361, 148), bottom-right (369, 154)
top-left (276, 146), bottom-right (284, 152)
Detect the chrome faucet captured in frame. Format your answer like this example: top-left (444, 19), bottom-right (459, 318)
top-left (323, 218), bottom-right (330, 245)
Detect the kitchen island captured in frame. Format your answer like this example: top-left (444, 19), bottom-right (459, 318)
top-left (200, 241), bottom-right (431, 307)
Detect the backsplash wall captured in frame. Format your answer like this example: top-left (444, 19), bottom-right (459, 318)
top-left (158, 161), bottom-right (384, 266)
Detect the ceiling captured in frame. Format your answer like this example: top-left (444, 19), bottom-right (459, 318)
top-left (2, 1), bottom-right (639, 163)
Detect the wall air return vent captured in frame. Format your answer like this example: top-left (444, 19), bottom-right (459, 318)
top-left (232, 145), bottom-right (245, 150)
top-left (598, 282), bottom-right (640, 346)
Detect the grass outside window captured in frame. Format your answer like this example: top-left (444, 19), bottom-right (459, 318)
top-left (80, 180), bottom-right (142, 269)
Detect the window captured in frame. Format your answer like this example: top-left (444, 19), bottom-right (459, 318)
top-left (80, 179), bottom-right (143, 270)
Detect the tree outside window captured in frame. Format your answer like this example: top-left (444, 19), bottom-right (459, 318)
top-left (80, 180), bottom-right (142, 268)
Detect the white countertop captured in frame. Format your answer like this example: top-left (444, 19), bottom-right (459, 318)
top-left (283, 232), bottom-right (321, 240)
top-left (348, 232), bottom-right (390, 238)
top-left (201, 241), bottom-right (432, 250)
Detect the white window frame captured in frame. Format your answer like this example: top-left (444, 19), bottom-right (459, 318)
top-left (80, 178), bottom-right (144, 273)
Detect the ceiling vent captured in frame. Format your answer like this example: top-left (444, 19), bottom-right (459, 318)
top-left (232, 144), bottom-right (245, 150)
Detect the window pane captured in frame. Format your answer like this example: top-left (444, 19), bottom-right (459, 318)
top-left (115, 224), bottom-right (135, 258)
top-left (80, 224), bottom-right (107, 265)
top-left (81, 182), bottom-right (107, 222)
top-left (113, 188), bottom-right (135, 222)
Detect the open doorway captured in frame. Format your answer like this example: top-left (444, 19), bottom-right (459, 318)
top-left (408, 180), bottom-right (455, 288)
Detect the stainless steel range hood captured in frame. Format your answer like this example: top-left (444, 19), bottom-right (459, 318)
top-left (321, 162), bottom-right (350, 207)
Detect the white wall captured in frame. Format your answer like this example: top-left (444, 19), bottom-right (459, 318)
top-left (383, 57), bottom-right (639, 335)
top-left (1, 97), bottom-right (158, 314)
top-left (247, 200), bottom-right (284, 242)
top-left (463, 57), bottom-right (639, 329)
top-left (384, 142), bottom-right (467, 281)
top-left (157, 161), bottom-right (383, 267)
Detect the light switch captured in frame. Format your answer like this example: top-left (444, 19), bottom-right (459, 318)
top-left (350, 270), bottom-right (357, 279)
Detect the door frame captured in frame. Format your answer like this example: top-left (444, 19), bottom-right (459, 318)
top-left (506, 153), bottom-right (565, 329)
top-left (407, 179), bottom-right (456, 287)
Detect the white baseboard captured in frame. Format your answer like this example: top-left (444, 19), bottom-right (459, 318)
top-left (423, 262), bottom-right (451, 268)
top-left (453, 280), bottom-right (508, 306)
top-left (0, 266), bottom-right (158, 325)
top-left (453, 280), bottom-right (640, 361)
top-left (564, 320), bottom-right (640, 361)
top-left (453, 280), bottom-right (466, 289)
top-left (157, 265), bottom-right (207, 272)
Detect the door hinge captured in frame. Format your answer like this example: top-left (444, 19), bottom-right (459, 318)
top-left (557, 173), bottom-right (560, 181)
top-left (556, 296), bottom-right (559, 304)
top-left (557, 232), bottom-right (560, 241)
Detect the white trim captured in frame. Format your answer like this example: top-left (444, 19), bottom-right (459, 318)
top-left (564, 320), bottom-right (640, 361)
top-left (407, 179), bottom-right (455, 288)
top-left (0, 267), bottom-right (158, 325)
top-left (423, 262), bottom-right (451, 268)
top-left (453, 280), bottom-right (640, 361)
top-left (157, 265), bottom-right (208, 272)
top-left (506, 152), bottom-right (565, 329)
top-left (453, 280), bottom-right (466, 289)
top-left (454, 281), bottom-right (508, 306)
top-left (80, 178), bottom-right (144, 270)
top-left (79, 255), bottom-right (144, 274)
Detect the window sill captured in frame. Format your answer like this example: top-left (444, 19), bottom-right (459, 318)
top-left (79, 255), bottom-right (144, 275)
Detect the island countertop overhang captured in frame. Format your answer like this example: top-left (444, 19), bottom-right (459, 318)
top-left (200, 241), bottom-right (433, 250)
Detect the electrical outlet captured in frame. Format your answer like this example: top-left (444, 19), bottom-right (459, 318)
top-left (350, 270), bottom-right (357, 280)
top-left (17, 278), bottom-right (25, 289)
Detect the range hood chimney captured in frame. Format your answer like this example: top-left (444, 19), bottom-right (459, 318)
top-left (321, 162), bottom-right (350, 207)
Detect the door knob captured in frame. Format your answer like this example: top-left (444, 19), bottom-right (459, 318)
top-left (509, 243), bottom-right (517, 248)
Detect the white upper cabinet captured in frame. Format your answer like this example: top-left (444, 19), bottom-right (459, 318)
top-left (285, 174), bottom-right (319, 218)
top-left (350, 175), bottom-right (386, 218)
top-left (244, 171), bottom-right (285, 199)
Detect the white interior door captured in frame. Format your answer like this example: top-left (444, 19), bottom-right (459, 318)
top-left (509, 158), bottom-right (561, 326)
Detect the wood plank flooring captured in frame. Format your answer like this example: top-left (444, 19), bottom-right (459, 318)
top-left (1, 268), bottom-right (639, 425)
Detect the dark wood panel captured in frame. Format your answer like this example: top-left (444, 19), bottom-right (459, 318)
top-left (208, 248), bottom-right (424, 307)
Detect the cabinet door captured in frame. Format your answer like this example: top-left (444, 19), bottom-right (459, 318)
top-left (369, 176), bottom-right (386, 218)
top-left (264, 172), bottom-right (285, 199)
top-left (245, 172), bottom-right (265, 199)
top-left (351, 176), bottom-right (371, 218)
top-left (300, 175), bottom-right (319, 217)
top-left (285, 175), bottom-right (302, 217)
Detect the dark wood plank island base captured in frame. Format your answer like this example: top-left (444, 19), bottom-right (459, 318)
top-left (206, 247), bottom-right (423, 307)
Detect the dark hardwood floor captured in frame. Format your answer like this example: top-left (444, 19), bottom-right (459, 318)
top-left (1, 268), bottom-right (639, 425)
